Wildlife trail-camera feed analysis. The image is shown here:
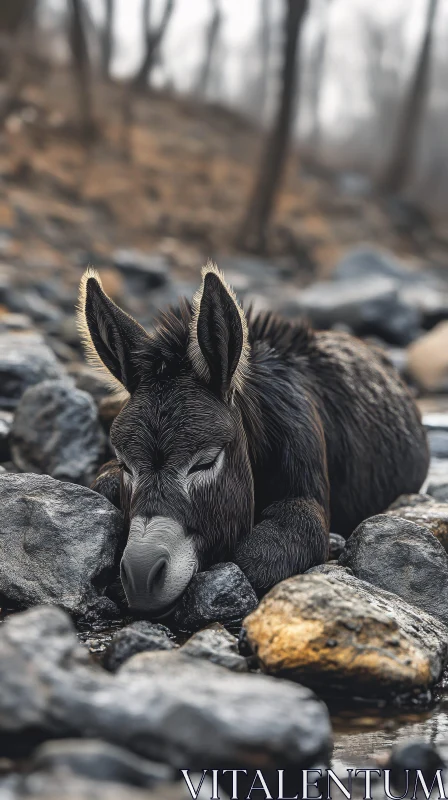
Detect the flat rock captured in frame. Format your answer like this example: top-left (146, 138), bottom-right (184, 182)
top-left (180, 623), bottom-right (249, 672)
top-left (0, 333), bottom-right (65, 409)
top-left (339, 515), bottom-right (448, 626)
top-left (243, 567), bottom-right (448, 700)
top-left (173, 563), bottom-right (258, 632)
top-left (103, 621), bottom-right (177, 672)
top-left (11, 379), bottom-right (106, 485)
top-left (0, 606), bottom-right (332, 769)
top-left (386, 495), bottom-right (448, 551)
top-left (296, 276), bottom-right (420, 345)
top-left (0, 473), bottom-right (123, 617)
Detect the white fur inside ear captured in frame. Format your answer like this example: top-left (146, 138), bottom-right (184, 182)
top-left (188, 261), bottom-right (250, 393)
top-left (76, 267), bottom-right (130, 400)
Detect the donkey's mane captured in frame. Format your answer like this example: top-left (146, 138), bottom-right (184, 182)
top-left (145, 300), bottom-right (314, 370)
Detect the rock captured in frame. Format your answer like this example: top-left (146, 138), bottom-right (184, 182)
top-left (4, 288), bottom-right (62, 325)
top-left (180, 623), bottom-right (249, 672)
top-left (0, 333), bottom-right (65, 409)
top-left (5, 774), bottom-right (176, 800)
top-left (103, 621), bottom-right (177, 672)
top-left (243, 567), bottom-right (448, 700)
top-left (0, 473), bottom-right (123, 617)
top-left (66, 363), bottom-right (112, 404)
top-left (0, 312), bottom-right (33, 332)
top-left (428, 483), bottom-right (448, 502)
top-left (173, 563), bottom-right (258, 632)
top-left (328, 532), bottom-right (346, 560)
top-left (0, 606), bottom-right (332, 769)
top-left (11, 379), bottom-right (106, 485)
top-left (427, 431), bottom-right (448, 459)
top-left (113, 250), bottom-right (169, 291)
top-left (333, 246), bottom-right (419, 284)
top-left (297, 276), bottom-right (420, 345)
top-left (384, 741), bottom-right (445, 796)
top-left (339, 515), bottom-right (448, 626)
top-left (385, 496), bottom-right (448, 552)
top-left (0, 409), bottom-right (13, 460)
top-left (407, 322), bottom-right (448, 392)
top-left (29, 739), bottom-right (174, 787)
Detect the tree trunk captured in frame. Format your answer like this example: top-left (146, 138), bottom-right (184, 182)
top-left (195, 0), bottom-right (221, 98)
top-left (133, 0), bottom-right (175, 91)
top-left (0, 0), bottom-right (32, 34)
top-left (237, 0), bottom-right (309, 252)
top-left (380, 0), bottom-right (438, 195)
top-left (101, 0), bottom-right (114, 79)
top-left (308, 0), bottom-right (331, 149)
top-left (68, 0), bottom-right (96, 142)
top-left (256, 0), bottom-right (271, 119)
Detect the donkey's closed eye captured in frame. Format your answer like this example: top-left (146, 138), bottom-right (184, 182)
top-left (187, 448), bottom-right (224, 475)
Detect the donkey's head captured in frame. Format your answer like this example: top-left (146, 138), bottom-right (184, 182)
top-left (78, 265), bottom-right (254, 616)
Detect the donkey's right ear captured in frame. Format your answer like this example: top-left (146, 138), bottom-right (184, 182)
top-left (77, 268), bottom-right (149, 394)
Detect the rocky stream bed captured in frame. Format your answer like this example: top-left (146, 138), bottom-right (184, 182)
top-left (1, 247), bottom-right (448, 797)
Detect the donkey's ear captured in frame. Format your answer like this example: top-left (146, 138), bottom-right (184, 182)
top-left (77, 268), bottom-right (149, 394)
top-left (189, 264), bottom-right (249, 398)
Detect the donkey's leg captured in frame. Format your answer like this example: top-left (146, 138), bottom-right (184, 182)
top-left (234, 498), bottom-right (329, 593)
top-left (90, 459), bottom-right (122, 509)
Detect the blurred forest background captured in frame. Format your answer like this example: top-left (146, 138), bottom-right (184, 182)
top-left (1, 0), bottom-right (447, 276)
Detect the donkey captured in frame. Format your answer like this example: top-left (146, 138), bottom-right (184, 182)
top-left (78, 264), bottom-right (429, 616)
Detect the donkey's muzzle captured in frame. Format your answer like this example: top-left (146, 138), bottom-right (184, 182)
top-left (120, 516), bottom-right (198, 615)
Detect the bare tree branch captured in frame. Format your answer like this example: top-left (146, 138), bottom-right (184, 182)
top-left (133, 0), bottom-right (175, 91)
top-left (195, 0), bottom-right (221, 98)
top-left (101, 0), bottom-right (115, 80)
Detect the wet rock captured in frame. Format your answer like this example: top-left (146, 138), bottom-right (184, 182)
top-left (180, 623), bottom-right (249, 672)
top-left (339, 515), bottom-right (448, 626)
top-left (0, 333), bottom-right (65, 409)
top-left (30, 739), bottom-right (174, 787)
top-left (296, 277), bottom-right (420, 345)
top-left (407, 322), bottom-right (448, 392)
top-left (243, 567), bottom-right (448, 700)
top-left (103, 621), bottom-right (177, 672)
top-left (0, 409), bottom-right (13, 460)
top-left (329, 532), bottom-right (346, 560)
top-left (113, 250), bottom-right (169, 291)
top-left (173, 563), bottom-right (258, 632)
top-left (0, 473), bottom-right (123, 617)
top-left (386, 496), bottom-right (448, 552)
top-left (11, 379), bottom-right (106, 485)
top-left (384, 741), bottom-right (445, 797)
top-left (0, 606), bottom-right (332, 769)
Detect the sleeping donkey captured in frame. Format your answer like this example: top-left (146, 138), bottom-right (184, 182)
top-left (78, 264), bottom-right (429, 616)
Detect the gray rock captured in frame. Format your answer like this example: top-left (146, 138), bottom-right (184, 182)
top-left (0, 409), bottom-right (13, 460)
top-left (0, 606), bottom-right (332, 769)
top-left (29, 739), bottom-right (174, 787)
top-left (333, 246), bottom-right (421, 284)
top-left (11, 379), bottom-right (105, 485)
top-left (428, 431), bottom-right (448, 459)
top-left (428, 483), bottom-right (448, 502)
top-left (243, 566), bottom-right (448, 700)
top-left (297, 277), bottom-right (421, 345)
top-left (385, 496), bottom-right (448, 552)
top-left (339, 515), bottom-right (448, 627)
top-left (0, 473), bottom-right (123, 617)
top-left (180, 623), bottom-right (249, 672)
top-left (103, 621), bottom-right (177, 672)
top-left (113, 250), bottom-right (169, 291)
top-left (0, 333), bottom-right (65, 409)
top-left (3, 774), bottom-right (175, 800)
top-left (173, 563), bottom-right (258, 632)
top-left (66, 363), bottom-right (112, 404)
top-left (4, 288), bottom-right (62, 325)
top-left (329, 532), bottom-right (346, 560)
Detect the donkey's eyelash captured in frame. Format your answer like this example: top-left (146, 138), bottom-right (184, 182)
top-left (187, 449), bottom-right (224, 476)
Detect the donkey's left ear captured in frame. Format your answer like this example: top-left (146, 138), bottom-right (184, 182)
top-left (77, 268), bottom-right (149, 395)
top-left (189, 264), bottom-right (249, 398)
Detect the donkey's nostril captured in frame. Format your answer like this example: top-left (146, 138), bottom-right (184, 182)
top-left (148, 557), bottom-right (168, 594)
